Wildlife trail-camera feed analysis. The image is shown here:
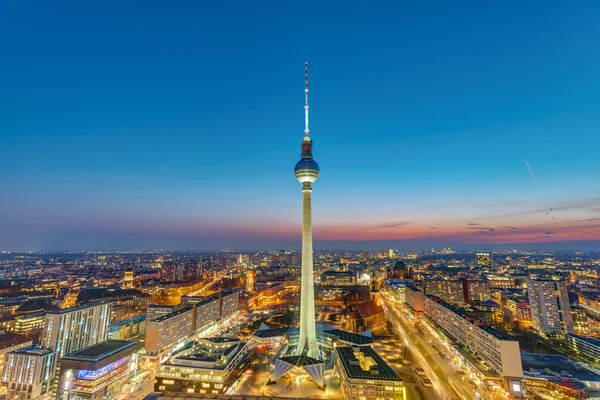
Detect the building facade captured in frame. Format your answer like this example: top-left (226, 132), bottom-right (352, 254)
top-left (144, 307), bottom-right (194, 365)
top-left (527, 277), bottom-right (573, 336)
top-left (55, 340), bottom-right (139, 400)
top-left (423, 296), bottom-right (523, 379)
top-left (335, 346), bottom-right (404, 400)
top-left (2, 345), bottom-right (55, 399)
top-left (155, 338), bottom-right (249, 395)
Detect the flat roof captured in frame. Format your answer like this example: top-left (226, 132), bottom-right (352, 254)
top-left (253, 327), bottom-right (299, 339)
top-left (322, 329), bottom-right (373, 345)
top-left (202, 337), bottom-right (240, 344)
top-left (46, 302), bottom-right (110, 314)
top-left (521, 353), bottom-right (600, 382)
top-left (12, 344), bottom-right (53, 356)
top-left (566, 334), bottom-right (600, 347)
top-left (336, 346), bottom-right (402, 381)
top-left (152, 306), bottom-right (192, 323)
top-left (63, 340), bottom-right (137, 361)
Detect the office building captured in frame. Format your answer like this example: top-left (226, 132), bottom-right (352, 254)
top-left (220, 290), bottom-right (239, 321)
top-left (335, 346), bottom-right (404, 400)
top-left (146, 304), bottom-right (175, 321)
top-left (41, 303), bottom-right (113, 359)
top-left (155, 338), bottom-right (249, 395)
top-left (572, 306), bottom-right (591, 336)
top-left (527, 277), bottom-right (573, 336)
top-left (565, 334), bottom-right (600, 364)
top-left (320, 270), bottom-right (355, 286)
top-left (404, 285), bottom-right (424, 313)
top-left (12, 312), bottom-right (46, 337)
top-left (515, 301), bottom-right (532, 329)
top-left (144, 307), bottom-right (194, 365)
top-left (424, 278), bottom-right (464, 305)
top-left (161, 261), bottom-right (179, 283)
top-left (194, 297), bottom-right (220, 335)
top-left (56, 339), bottom-right (139, 400)
top-left (108, 314), bottom-right (146, 340)
top-left (2, 345), bottom-right (56, 399)
top-left (424, 296), bottom-right (523, 379)
top-left (0, 332), bottom-right (32, 383)
top-left (463, 278), bottom-right (491, 302)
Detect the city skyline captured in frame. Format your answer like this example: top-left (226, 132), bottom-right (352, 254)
top-left (2, 2), bottom-right (600, 251)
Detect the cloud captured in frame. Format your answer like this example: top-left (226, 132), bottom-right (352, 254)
top-left (544, 231), bottom-right (555, 235)
top-left (466, 227), bottom-right (496, 233)
top-left (500, 226), bottom-right (519, 231)
top-left (355, 221), bottom-right (411, 232)
top-left (429, 226), bottom-right (438, 230)
top-left (467, 223), bottom-right (481, 226)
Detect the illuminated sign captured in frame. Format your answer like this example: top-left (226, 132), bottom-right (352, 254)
top-left (76, 356), bottom-right (130, 380)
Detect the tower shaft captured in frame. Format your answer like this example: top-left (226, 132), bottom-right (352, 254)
top-left (297, 182), bottom-right (319, 358)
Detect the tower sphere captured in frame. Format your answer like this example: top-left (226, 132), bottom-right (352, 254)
top-left (294, 157), bottom-right (320, 183)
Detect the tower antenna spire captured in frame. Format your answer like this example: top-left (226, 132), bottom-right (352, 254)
top-left (304, 62), bottom-right (310, 140)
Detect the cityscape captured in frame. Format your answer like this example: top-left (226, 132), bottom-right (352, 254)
top-left (2, 2), bottom-right (600, 400)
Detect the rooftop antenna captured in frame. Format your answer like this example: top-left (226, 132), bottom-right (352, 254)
top-left (304, 62), bottom-right (310, 140)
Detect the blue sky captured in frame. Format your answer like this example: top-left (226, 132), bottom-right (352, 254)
top-left (1, 1), bottom-right (599, 250)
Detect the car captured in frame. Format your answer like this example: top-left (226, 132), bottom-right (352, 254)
top-left (421, 378), bottom-right (433, 387)
top-left (415, 367), bottom-right (426, 376)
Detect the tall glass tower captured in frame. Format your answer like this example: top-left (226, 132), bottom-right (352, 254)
top-left (294, 62), bottom-right (320, 359)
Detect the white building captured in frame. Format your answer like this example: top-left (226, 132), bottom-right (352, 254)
top-left (220, 290), bottom-right (239, 321)
top-left (194, 297), bottom-right (220, 334)
top-left (2, 345), bottom-right (55, 399)
top-left (424, 296), bottom-right (523, 379)
top-left (41, 302), bottom-right (113, 359)
top-left (527, 277), bottom-right (573, 336)
top-left (144, 307), bottom-right (194, 366)
top-left (404, 285), bottom-right (424, 313)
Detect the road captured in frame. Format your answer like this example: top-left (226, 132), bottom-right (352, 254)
top-left (381, 292), bottom-right (473, 400)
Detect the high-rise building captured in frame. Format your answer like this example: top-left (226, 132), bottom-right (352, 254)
top-left (294, 62), bottom-right (320, 360)
top-left (388, 249), bottom-right (395, 259)
top-left (2, 345), bottom-right (56, 399)
top-left (424, 278), bottom-right (464, 305)
top-left (41, 303), bottom-right (112, 359)
top-left (2, 303), bottom-right (112, 399)
top-left (121, 268), bottom-right (134, 289)
top-left (462, 278), bottom-right (491, 302)
top-left (527, 277), bottom-right (573, 336)
top-left (161, 261), bottom-right (178, 282)
top-left (183, 260), bottom-right (201, 281)
top-left (144, 307), bottom-right (194, 366)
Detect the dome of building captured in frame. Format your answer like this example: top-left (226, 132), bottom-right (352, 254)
top-left (394, 260), bottom-right (407, 271)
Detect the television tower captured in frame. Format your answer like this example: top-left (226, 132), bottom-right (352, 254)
top-left (294, 62), bottom-right (320, 359)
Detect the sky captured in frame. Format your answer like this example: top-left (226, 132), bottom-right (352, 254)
top-left (1, 1), bottom-right (600, 251)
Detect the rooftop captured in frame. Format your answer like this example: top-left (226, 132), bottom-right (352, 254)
top-left (202, 337), bottom-right (240, 344)
top-left (336, 346), bottom-right (402, 382)
top-left (321, 329), bottom-right (373, 345)
top-left (63, 340), bottom-right (137, 361)
top-left (46, 302), bottom-right (110, 314)
top-left (152, 306), bottom-right (193, 323)
top-left (566, 334), bottom-right (600, 347)
top-left (521, 353), bottom-right (600, 382)
top-left (12, 344), bottom-right (53, 356)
